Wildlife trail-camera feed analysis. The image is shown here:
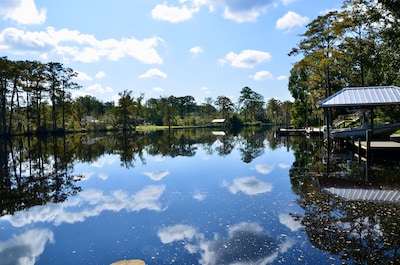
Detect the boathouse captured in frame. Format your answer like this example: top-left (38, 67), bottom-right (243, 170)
top-left (318, 86), bottom-right (400, 156)
top-left (318, 86), bottom-right (400, 108)
top-left (318, 86), bottom-right (400, 138)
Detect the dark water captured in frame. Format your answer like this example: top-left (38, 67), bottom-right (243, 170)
top-left (1, 128), bottom-right (400, 265)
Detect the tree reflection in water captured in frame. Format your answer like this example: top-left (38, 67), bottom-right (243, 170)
top-left (288, 135), bottom-right (400, 264)
top-left (6, 128), bottom-right (400, 263)
top-left (0, 128), bottom-right (274, 218)
top-left (0, 136), bottom-right (82, 216)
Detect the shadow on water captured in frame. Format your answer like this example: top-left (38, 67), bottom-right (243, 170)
top-left (287, 134), bottom-right (400, 264)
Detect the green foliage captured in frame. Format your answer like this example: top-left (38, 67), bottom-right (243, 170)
top-left (289, 0), bottom-right (400, 126)
top-left (1, 57), bottom-right (294, 135)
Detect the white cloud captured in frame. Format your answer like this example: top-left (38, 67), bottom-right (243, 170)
top-left (190, 46), bottom-right (203, 56)
top-left (142, 170), bottom-right (170, 181)
top-left (222, 6), bottom-right (265, 23)
top-left (153, 87), bottom-right (165, 92)
top-left (0, 27), bottom-right (164, 64)
top-left (112, 94), bottom-right (120, 105)
top-left (200, 86), bottom-right (211, 94)
top-left (219, 50), bottom-right (271, 68)
top-left (0, 0), bottom-right (47, 25)
top-left (212, 0), bottom-right (276, 22)
top-left (150, 0), bottom-right (274, 23)
top-left (0, 229), bottom-right (54, 265)
top-left (225, 176), bottom-right (273, 195)
top-left (95, 71), bottom-right (106, 78)
top-left (71, 90), bottom-right (93, 99)
top-left (139, 68), bottom-right (167, 79)
top-left (277, 75), bottom-right (288, 81)
top-left (75, 71), bottom-right (92, 81)
top-left (86, 83), bottom-right (114, 94)
top-left (151, 3), bottom-right (199, 23)
top-left (281, 0), bottom-right (297, 5)
top-left (276, 11), bottom-right (309, 31)
top-left (250, 70), bottom-right (273, 80)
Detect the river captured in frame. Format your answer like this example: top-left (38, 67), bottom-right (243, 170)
top-left (1, 127), bottom-right (399, 264)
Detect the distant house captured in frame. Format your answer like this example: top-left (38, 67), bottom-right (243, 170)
top-left (211, 119), bottom-right (226, 124)
top-left (84, 116), bottom-right (98, 123)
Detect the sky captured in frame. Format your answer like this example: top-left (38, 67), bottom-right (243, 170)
top-left (0, 0), bottom-right (344, 105)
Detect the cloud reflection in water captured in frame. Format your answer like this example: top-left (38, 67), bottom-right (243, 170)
top-left (223, 176), bottom-right (272, 195)
top-left (157, 222), bottom-right (294, 265)
top-left (142, 170), bottom-right (170, 181)
top-left (0, 229), bottom-right (54, 265)
top-left (253, 164), bottom-right (274, 174)
top-left (1, 185), bottom-right (166, 227)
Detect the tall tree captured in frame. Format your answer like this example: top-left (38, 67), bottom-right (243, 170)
top-left (215, 96), bottom-right (234, 120)
top-left (266, 98), bottom-right (281, 124)
top-left (0, 57), bottom-right (11, 136)
top-left (46, 62), bottom-right (64, 132)
top-left (238, 87), bottom-right (264, 123)
top-left (116, 90), bottom-right (135, 131)
top-left (60, 67), bottom-right (80, 130)
top-left (201, 97), bottom-right (216, 120)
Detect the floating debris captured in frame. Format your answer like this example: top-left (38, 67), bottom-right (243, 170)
top-left (110, 259), bottom-right (145, 265)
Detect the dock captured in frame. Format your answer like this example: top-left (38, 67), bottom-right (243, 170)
top-left (278, 128), bottom-right (306, 136)
top-left (349, 139), bottom-right (400, 160)
top-left (278, 127), bottom-right (323, 136)
top-left (354, 140), bottom-right (400, 151)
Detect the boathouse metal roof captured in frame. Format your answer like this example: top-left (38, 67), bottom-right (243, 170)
top-left (323, 187), bottom-right (400, 203)
top-left (318, 86), bottom-right (400, 108)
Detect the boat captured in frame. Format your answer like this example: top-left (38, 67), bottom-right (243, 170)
top-left (328, 122), bottom-right (400, 140)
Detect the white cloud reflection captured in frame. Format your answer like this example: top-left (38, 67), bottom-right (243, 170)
top-left (0, 229), bottom-right (54, 265)
top-left (278, 163), bottom-right (290, 169)
top-left (253, 164), bottom-right (274, 174)
top-left (157, 222), bottom-right (295, 265)
top-left (158, 224), bottom-right (203, 244)
top-left (193, 192), bottom-right (207, 201)
top-left (90, 157), bottom-right (116, 168)
top-left (224, 176), bottom-right (272, 195)
top-left (279, 213), bottom-right (303, 232)
top-left (1, 185), bottom-right (166, 227)
top-left (142, 170), bottom-right (170, 181)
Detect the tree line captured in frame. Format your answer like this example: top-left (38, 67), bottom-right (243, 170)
top-left (0, 57), bottom-right (80, 136)
top-left (288, 0), bottom-right (400, 127)
top-left (0, 57), bottom-right (292, 136)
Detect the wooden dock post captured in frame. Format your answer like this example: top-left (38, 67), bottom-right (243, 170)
top-left (366, 129), bottom-right (372, 158)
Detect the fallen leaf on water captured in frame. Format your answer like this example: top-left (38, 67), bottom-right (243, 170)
top-left (110, 259), bottom-right (145, 265)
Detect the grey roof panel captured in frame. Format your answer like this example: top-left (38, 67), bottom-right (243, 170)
top-left (318, 86), bottom-right (400, 108)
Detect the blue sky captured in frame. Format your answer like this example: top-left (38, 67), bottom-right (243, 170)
top-left (0, 0), bottom-right (343, 105)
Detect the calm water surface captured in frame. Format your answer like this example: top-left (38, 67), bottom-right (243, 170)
top-left (1, 128), bottom-right (400, 264)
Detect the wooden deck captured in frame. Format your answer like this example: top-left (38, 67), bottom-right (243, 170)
top-left (279, 127), bottom-right (323, 136)
top-left (353, 140), bottom-right (400, 151)
top-left (278, 128), bottom-right (306, 135)
top-left (348, 139), bottom-right (400, 160)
